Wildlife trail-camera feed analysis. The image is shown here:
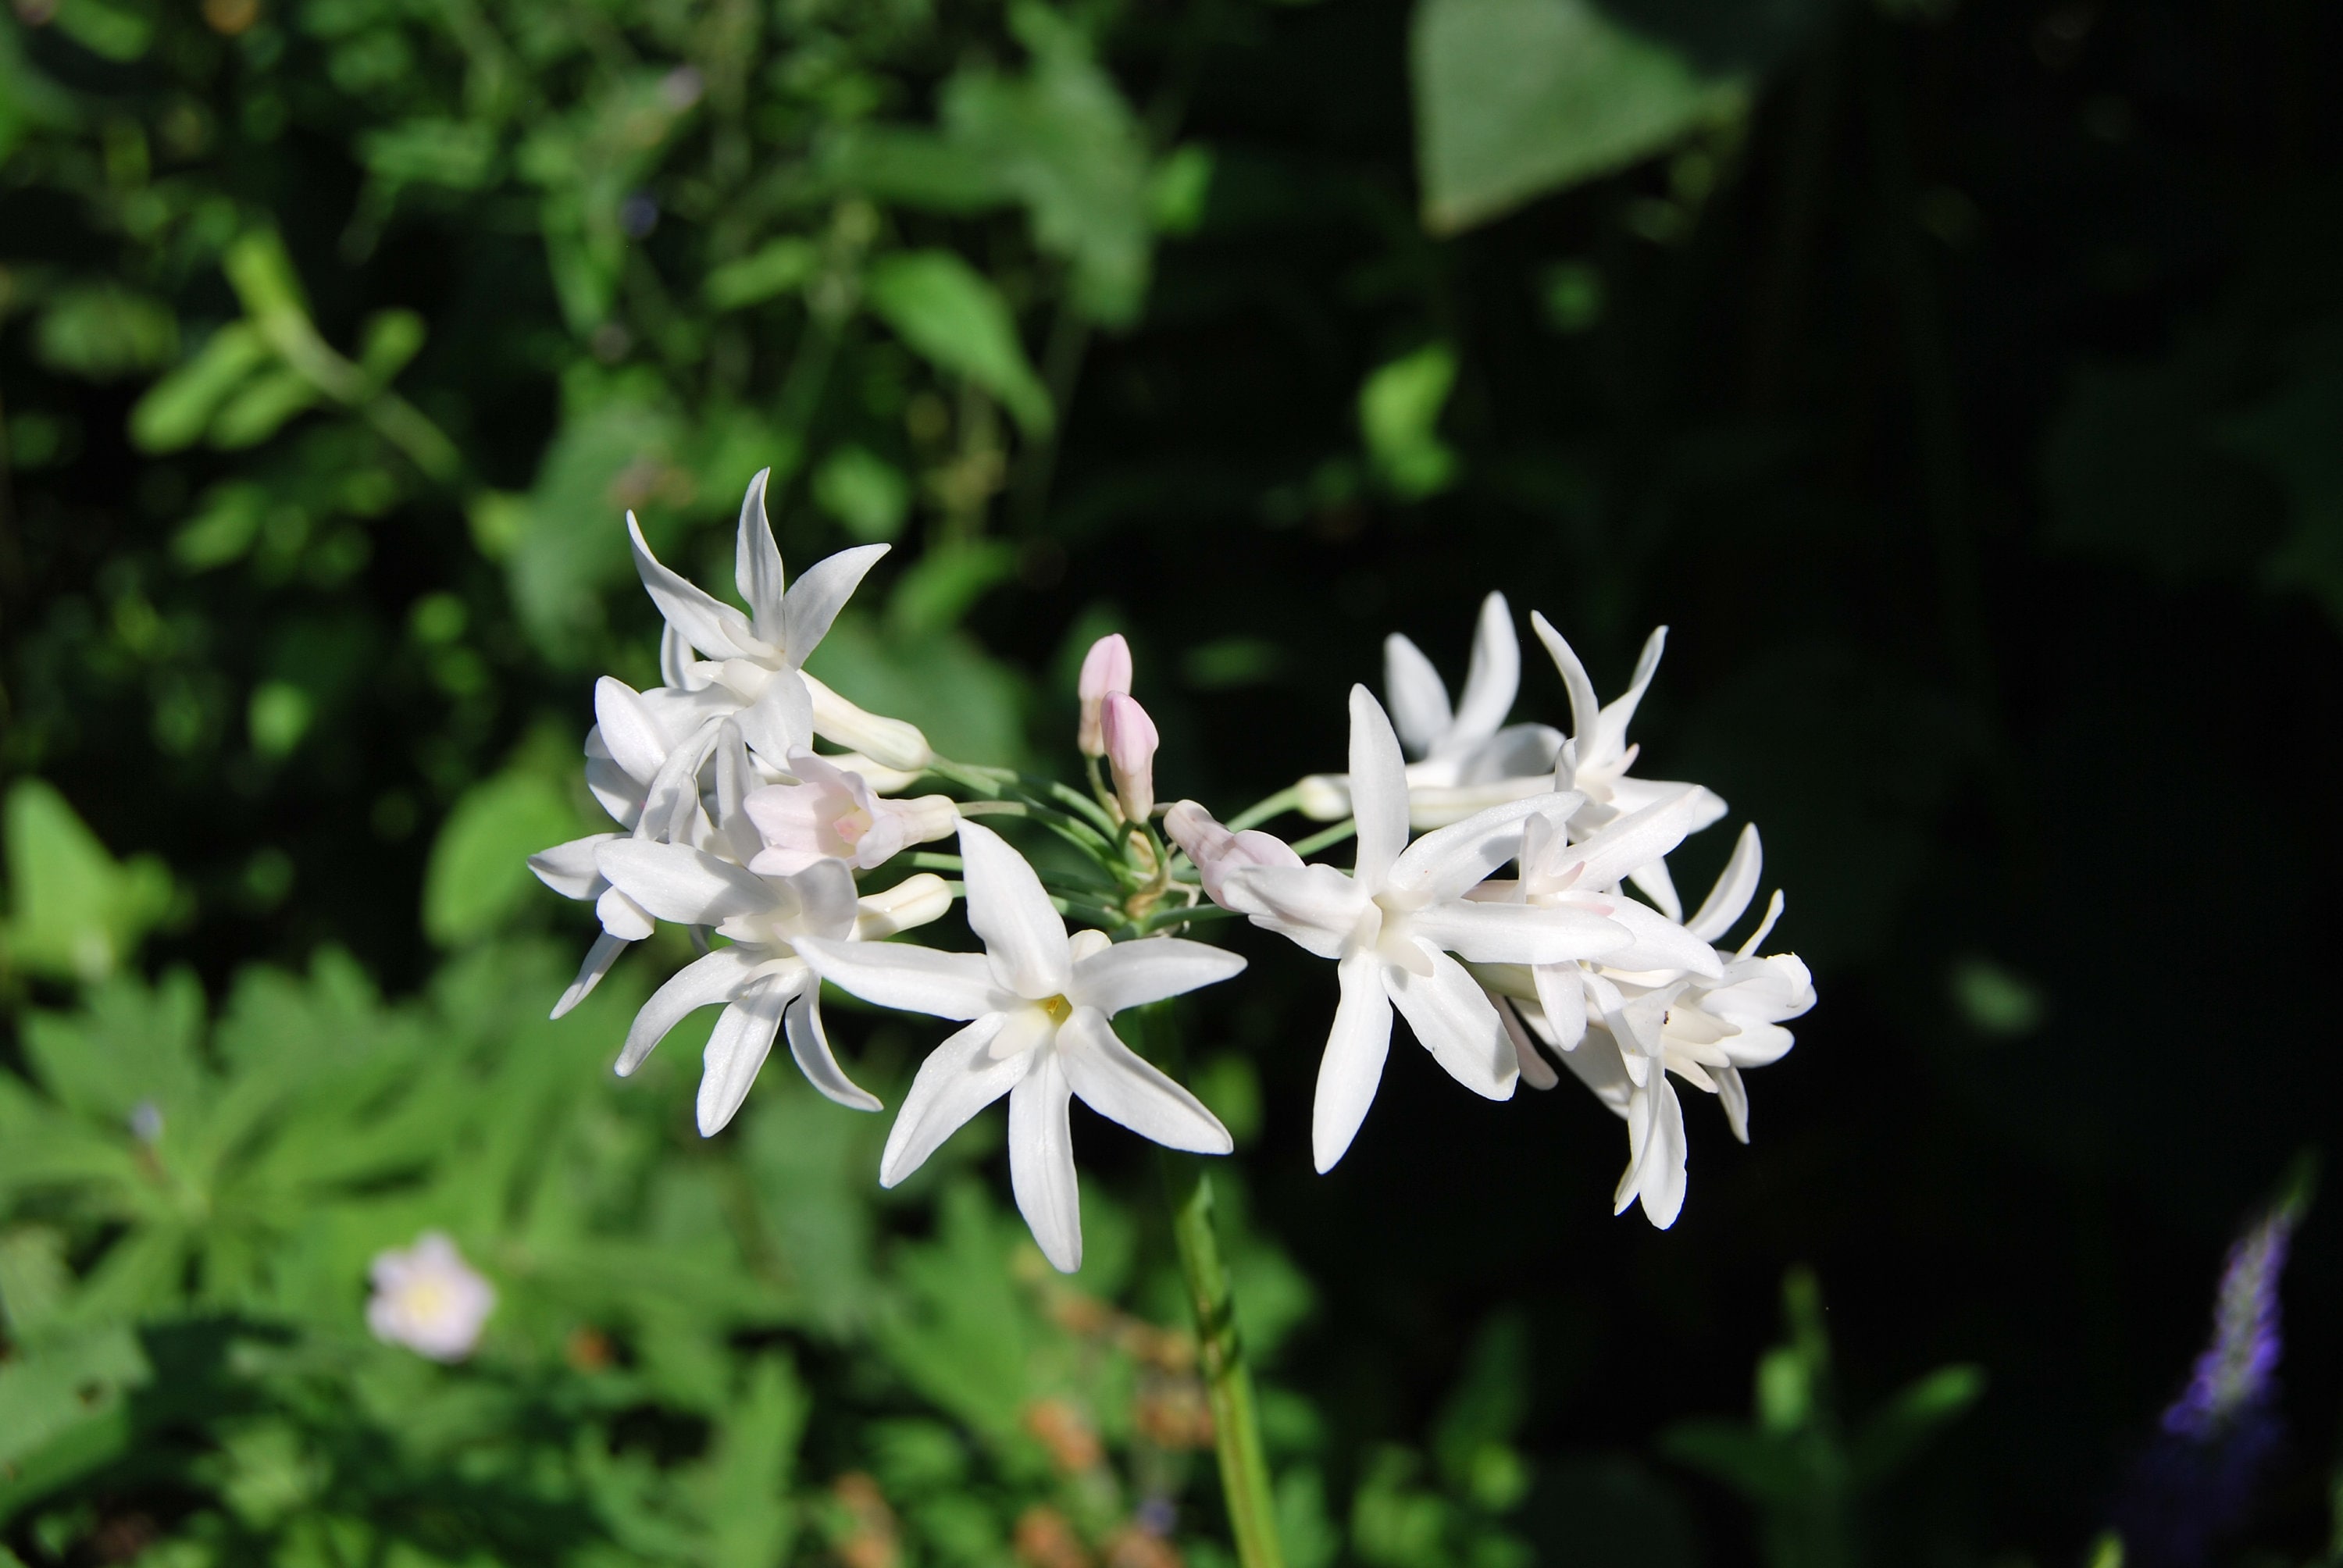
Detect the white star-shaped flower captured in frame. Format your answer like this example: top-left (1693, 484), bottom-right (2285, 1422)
top-left (1223, 686), bottom-right (1633, 1171)
top-left (796, 819), bottom-right (1242, 1273)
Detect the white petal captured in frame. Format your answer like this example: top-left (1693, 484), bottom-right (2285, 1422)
top-left (1686, 824), bottom-right (1763, 944)
top-left (597, 839), bottom-right (772, 925)
top-left (1057, 1008), bottom-right (1232, 1153)
top-left (851, 873), bottom-right (954, 941)
top-left (585, 750), bottom-right (645, 830)
top-left (1496, 994), bottom-right (1557, 1090)
top-left (1312, 950), bottom-right (1394, 1173)
top-left (782, 543), bottom-right (890, 665)
top-left (1446, 591), bottom-right (1519, 750)
top-left (957, 819), bottom-right (1071, 1000)
top-left (1557, 1021), bottom-right (1634, 1116)
top-left (1528, 611), bottom-right (1600, 750)
top-left (636, 717), bottom-right (722, 846)
top-left (697, 977), bottom-right (793, 1135)
top-left (1068, 938), bottom-right (1246, 1017)
top-left (1716, 1066), bottom-right (1751, 1142)
top-left (733, 670), bottom-right (815, 767)
top-left (784, 985), bottom-right (882, 1111)
top-left (794, 935), bottom-right (998, 1019)
top-left (1593, 625), bottom-right (1667, 763)
top-left (552, 930), bottom-right (630, 1019)
top-left (1603, 900), bottom-right (1725, 978)
top-left (1387, 792), bottom-right (1577, 903)
top-left (1530, 960), bottom-right (1589, 1052)
top-left (1735, 890), bottom-right (1787, 959)
top-left (1447, 722), bottom-right (1561, 785)
top-left (595, 677), bottom-right (672, 785)
top-left (1409, 898), bottom-right (1627, 966)
top-left (615, 946), bottom-right (761, 1075)
top-left (628, 511), bottom-right (766, 662)
top-left (530, 834), bottom-right (618, 900)
top-left (1382, 633), bottom-right (1453, 757)
top-left (1626, 857), bottom-right (1684, 924)
top-left (1346, 686), bottom-right (1410, 891)
top-left (733, 469), bottom-right (790, 647)
top-left (1617, 1072), bottom-right (1688, 1229)
top-left (596, 885), bottom-right (656, 941)
top-left (1221, 863), bottom-right (1366, 960)
top-left (879, 1014), bottom-right (1028, 1185)
top-left (709, 722), bottom-right (763, 864)
top-left (1387, 947), bottom-right (1518, 1101)
top-left (1008, 1051), bottom-right (1083, 1273)
top-left (1565, 789), bottom-right (1721, 893)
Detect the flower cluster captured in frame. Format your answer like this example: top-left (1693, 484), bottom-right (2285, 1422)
top-left (532, 482), bottom-right (1813, 1269)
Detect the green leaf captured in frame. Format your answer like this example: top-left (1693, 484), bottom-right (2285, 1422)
top-left (940, 33), bottom-right (1155, 325)
top-left (1361, 343), bottom-right (1460, 498)
top-left (209, 366), bottom-right (323, 449)
top-left (863, 251), bottom-right (1053, 437)
top-left (0, 1228), bottom-right (71, 1344)
top-left (887, 539), bottom-right (1018, 638)
top-left (690, 1355), bottom-right (809, 1568)
top-left (0, 1324), bottom-right (150, 1470)
top-left (506, 395), bottom-right (686, 657)
top-left (356, 308), bottom-right (426, 384)
top-left (171, 482), bottom-right (270, 571)
top-left (704, 238), bottom-right (822, 312)
top-left (1851, 1363), bottom-right (1985, 1484)
top-left (803, 611), bottom-right (1029, 769)
top-left (421, 769), bottom-right (587, 946)
top-left (1, 779), bottom-right (174, 983)
top-left (33, 283), bottom-right (179, 381)
top-left (813, 446), bottom-right (913, 543)
top-left (823, 125), bottom-right (1011, 212)
top-left (130, 323), bottom-right (270, 454)
top-left (48, 0), bottom-right (155, 62)
top-left (357, 118), bottom-right (499, 189)
top-left (1411, 0), bottom-right (1746, 233)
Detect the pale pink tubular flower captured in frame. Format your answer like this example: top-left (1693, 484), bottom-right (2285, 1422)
top-left (744, 750), bottom-right (958, 874)
top-left (1076, 634), bottom-right (1133, 757)
top-left (1100, 693), bottom-right (1159, 822)
top-left (1164, 800), bottom-right (1303, 907)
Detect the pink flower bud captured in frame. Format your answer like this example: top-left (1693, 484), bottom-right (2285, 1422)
top-left (1100, 692), bottom-right (1158, 822)
top-left (1076, 633), bottom-right (1132, 757)
top-left (1164, 800), bottom-right (1303, 910)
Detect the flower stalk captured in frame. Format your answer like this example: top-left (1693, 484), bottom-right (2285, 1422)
top-left (1162, 1151), bottom-right (1286, 1568)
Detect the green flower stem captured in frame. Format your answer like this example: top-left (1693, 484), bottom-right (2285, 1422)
top-left (1288, 818), bottom-right (1357, 858)
top-left (1227, 786), bottom-right (1303, 832)
top-left (1163, 1154), bottom-right (1286, 1568)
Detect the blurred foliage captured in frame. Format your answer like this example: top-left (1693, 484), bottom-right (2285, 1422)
top-left (7, 0), bottom-right (2343, 1563)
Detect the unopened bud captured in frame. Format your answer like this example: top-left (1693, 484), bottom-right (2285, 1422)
top-left (804, 672), bottom-right (933, 772)
top-left (1100, 693), bottom-right (1157, 822)
top-left (1076, 634), bottom-right (1132, 757)
top-left (854, 872), bottom-right (954, 940)
top-left (1164, 800), bottom-right (1302, 910)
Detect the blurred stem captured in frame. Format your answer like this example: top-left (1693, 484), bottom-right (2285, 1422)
top-left (1226, 786), bottom-right (1301, 832)
top-left (1288, 818), bottom-right (1356, 858)
top-left (1162, 1153), bottom-right (1286, 1568)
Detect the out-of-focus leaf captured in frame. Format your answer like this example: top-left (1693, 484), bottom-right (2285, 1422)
top-left (172, 483), bottom-right (270, 571)
top-left (1653, 1418), bottom-right (1806, 1504)
top-left (689, 1355), bottom-right (808, 1567)
top-left (876, 1182), bottom-right (1032, 1438)
top-left (421, 769), bottom-right (587, 946)
top-left (864, 251), bottom-right (1053, 436)
top-left (813, 446), bottom-right (911, 542)
top-left (508, 396), bottom-right (687, 657)
top-left (1411, 0), bottom-right (1745, 233)
top-left (357, 119), bottom-right (499, 189)
top-left (823, 124), bottom-right (1011, 212)
top-left (1851, 1363), bottom-right (1984, 1484)
top-left (1, 780), bottom-right (174, 983)
top-left (48, 0), bottom-right (154, 62)
top-left (1151, 145), bottom-right (1215, 236)
top-left (33, 284), bottom-right (179, 380)
top-left (940, 16), bottom-right (1154, 324)
top-left (1432, 1312), bottom-right (1530, 1489)
top-left (887, 539), bottom-right (1018, 638)
top-left (356, 309), bottom-right (426, 384)
top-left (0, 1324), bottom-right (150, 1470)
top-left (0, 1228), bottom-right (71, 1343)
top-left (130, 323), bottom-right (270, 453)
top-left (207, 368), bottom-right (323, 450)
top-left (0, 23), bottom-right (77, 159)
top-left (20, 970), bottom-right (207, 1130)
top-left (704, 239), bottom-right (822, 312)
top-left (2216, 357), bottom-right (2343, 627)
top-left (1361, 343), bottom-right (1460, 498)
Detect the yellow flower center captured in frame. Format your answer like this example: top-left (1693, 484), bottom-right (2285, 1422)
top-left (1040, 994), bottom-right (1073, 1025)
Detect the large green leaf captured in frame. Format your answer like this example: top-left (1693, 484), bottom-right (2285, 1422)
top-left (863, 251), bottom-right (1053, 437)
top-left (0, 781), bottom-right (173, 983)
top-left (422, 770), bottom-right (590, 946)
top-left (1410, 0), bottom-right (1746, 233)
